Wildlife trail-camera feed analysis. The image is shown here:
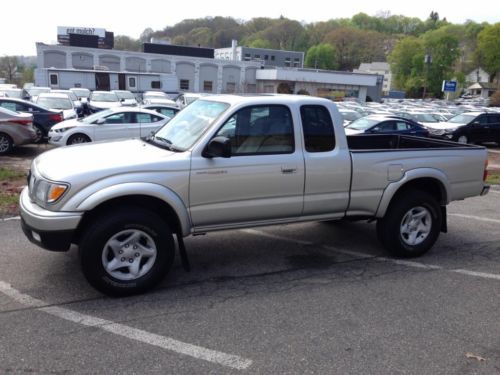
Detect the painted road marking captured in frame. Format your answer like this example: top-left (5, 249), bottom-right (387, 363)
top-left (449, 213), bottom-right (500, 224)
top-left (242, 229), bottom-right (499, 282)
top-left (0, 281), bottom-right (253, 370)
top-left (0, 216), bottom-right (21, 222)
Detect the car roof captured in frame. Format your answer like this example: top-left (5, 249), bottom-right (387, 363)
top-left (103, 106), bottom-right (167, 116)
top-left (38, 93), bottom-right (71, 99)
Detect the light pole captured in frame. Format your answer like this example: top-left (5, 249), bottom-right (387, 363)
top-left (422, 54), bottom-right (432, 99)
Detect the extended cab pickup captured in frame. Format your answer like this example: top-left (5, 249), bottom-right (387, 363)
top-left (20, 95), bottom-right (490, 295)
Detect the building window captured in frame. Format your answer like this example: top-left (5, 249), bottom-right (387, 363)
top-left (244, 53), bottom-right (251, 61)
top-left (49, 73), bottom-right (58, 86)
top-left (226, 82), bottom-right (236, 93)
top-left (128, 77), bottom-right (136, 88)
top-left (285, 58), bottom-right (291, 67)
top-left (203, 80), bottom-right (213, 92)
top-left (180, 79), bottom-right (189, 91)
top-left (293, 58), bottom-right (300, 67)
top-left (264, 55), bottom-right (269, 60)
top-left (271, 56), bottom-right (275, 61)
top-left (151, 81), bottom-right (161, 89)
top-left (254, 54), bottom-right (260, 59)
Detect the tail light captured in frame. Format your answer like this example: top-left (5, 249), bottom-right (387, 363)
top-left (483, 159), bottom-right (488, 181)
top-left (49, 113), bottom-right (63, 122)
top-left (11, 119), bottom-right (32, 125)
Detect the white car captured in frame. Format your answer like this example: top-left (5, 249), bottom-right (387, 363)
top-left (48, 107), bottom-right (170, 146)
top-left (35, 93), bottom-right (77, 120)
top-left (88, 91), bottom-right (122, 113)
top-left (112, 90), bottom-right (138, 106)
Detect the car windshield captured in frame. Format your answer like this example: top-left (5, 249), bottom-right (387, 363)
top-left (28, 88), bottom-right (50, 96)
top-left (448, 113), bottom-right (476, 124)
top-left (71, 89), bottom-right (90, 98)
top-left (341, 111), bottom-right (362, 121)
top-left (346, 118), bottom-right (378, 131)
top-left (0, 89), bottom-right (22, 99)
top-left (152, 100), bottom-right (229, 150)
top-left (54, 91), bottom-right (78, 101)
top-left (82, 109), bottom-right (114, 123)
top-left (412, 113), bottom-right (438, 122)
top-left (91, 92), bottom-right (119, 102)
top-left (115, 91), bottom-right (136, 100)
top-left (37, 97), bottom-right (72, 110)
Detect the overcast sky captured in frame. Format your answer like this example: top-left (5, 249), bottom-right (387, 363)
top-left (1, 0), bottom-right (498, 56)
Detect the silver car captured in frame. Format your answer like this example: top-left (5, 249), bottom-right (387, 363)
top-left (0, 107), bottom-right (37, 154)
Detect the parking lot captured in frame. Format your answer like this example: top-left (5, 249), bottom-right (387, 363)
top-left (1, 176), bottom-right (499, 373)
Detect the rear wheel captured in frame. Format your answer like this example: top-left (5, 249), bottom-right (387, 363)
top-left (33, 124), bottom-right (45, 143)
top-left (67, 133), bottom-right (90, 145)
top-left (457, 135), bottom-right (469, 144)
top-left (79, 207), bottom-right (175, 296)
top-left (0, 132), bottom-right (13, 154)
top-left (376, 190), bottom-right (442, 258)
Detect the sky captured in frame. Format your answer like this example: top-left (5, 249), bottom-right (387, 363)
top-left (1, 0), bottom-right (498, 56)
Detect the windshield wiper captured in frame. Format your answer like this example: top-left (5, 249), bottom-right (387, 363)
top-left (145, 135), bottom-right (182, 151)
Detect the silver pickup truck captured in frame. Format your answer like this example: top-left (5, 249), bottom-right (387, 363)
top-left (20, 95), bottom-right (490, 295)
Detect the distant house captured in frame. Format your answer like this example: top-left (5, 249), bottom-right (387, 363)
top-left (465, 67), bottom-right (490, 84)
top-left (466, 82), bottom-right (500, 99)
top-left (354, 62), bottom-right (392, 94)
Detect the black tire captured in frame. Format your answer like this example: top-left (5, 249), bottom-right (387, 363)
top-left (67, 133), bottom-right (91, 145)
top-left (457, 135), bottom-right (469, 144)
top-left (0, 132), bottom-right (13, 155)
top-left (376, 190), bottom-right (442, 258)
top-left (79, 207), bottom-right (175, 296)
top-left (33, 124), bottom-right (45, 143)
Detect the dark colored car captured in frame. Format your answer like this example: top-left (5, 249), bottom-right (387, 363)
top-left (432, 112), bottom-right (500, 144)
top-left (0, 98), bottom-right (64, 142)
top-left (141, 104), bottom-right (179, 119)
top-left (344, 115), bottom-right (429, 137)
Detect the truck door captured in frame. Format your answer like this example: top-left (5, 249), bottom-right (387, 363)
top-left (189, 105), bottom-right (305, 227)
top-left (299, 105), bottom-right (351, 216)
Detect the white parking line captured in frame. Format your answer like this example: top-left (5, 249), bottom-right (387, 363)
top-left (0, 216), bottom-right (21, 222)
top-left (242, 229), bottom-right (499, 281)
top-left (449, 213), bottom-right (500, 224)
top-left (0, 281), bottom-right (253, 370)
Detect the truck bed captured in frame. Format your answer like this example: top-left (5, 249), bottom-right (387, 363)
top-left (346, 134), bottom-right (481, 151)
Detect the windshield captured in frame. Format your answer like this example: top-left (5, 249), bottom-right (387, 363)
top-left (0, 89), bottom-right (22, 99)
top-left (53, 91), bottom-right (78, 101)
top-left (28, 88), bottom-right (51, 96)
top-left (82, 109), bottom-right (114, 123)
top-left (36, 97), bottom-right (72, 110)
top-left (115, 91), bottom-right (136, 100)
top-left (91, 92), bottom-right (119, 102)
top-left (448, 113), bottom-right (476, 124)
top-left (346, 118), bottom-right (378, 131)
top-left (412, 113), bottom-right (438, 123)
top-left (153, 100), bottom-right (229, 150)
top-left (341, 111), bottom-right (362, 122)
top-left (71, 89), bottom-right (90, 98)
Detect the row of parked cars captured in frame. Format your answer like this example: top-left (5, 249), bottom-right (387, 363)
top-left (338, 98), bottom-right (500, 145)
top-left (0, 86), bottom-right (190, 154)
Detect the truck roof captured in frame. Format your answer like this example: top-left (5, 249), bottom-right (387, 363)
top-left (201, 94), bottom-right (334, 107)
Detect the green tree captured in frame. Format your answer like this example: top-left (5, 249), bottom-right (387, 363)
top-left (388, 37), bottom-right (425, 91)
top-left (476, 23), bottom-right (500, 80)
top-left (304, 44), bottom-right (338, 70)
top-left (114, 35), bottom-right (141, 51)
top-left (0, 56), bottom-right (18, 83)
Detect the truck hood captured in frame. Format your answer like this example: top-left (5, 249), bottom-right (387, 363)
top-left (424, 121), bottom-right (466, 130)
top-left (34, 139), bottom-right (180, 182)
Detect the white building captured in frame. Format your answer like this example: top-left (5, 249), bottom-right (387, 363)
top-left (465, 67), bottom-right (490, 84)
top-left (354, 62), bottom-right (392, 94)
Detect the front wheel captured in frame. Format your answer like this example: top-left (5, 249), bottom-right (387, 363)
top-left (0, 132), bottom-right (13, 154)
top-left (376, 190), bottom-right (442, 258)
top-left (67, 133), bottom-right (91, 145)
top-left (33, 124), bottom-right (45, 143)
top-left (457, 135), bottom-right (469, 144)
top-left (79, 208), bottom-right (175, 296)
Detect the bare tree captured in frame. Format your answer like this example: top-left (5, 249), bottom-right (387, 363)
top-left (0, 56), bottom-right (18, 83)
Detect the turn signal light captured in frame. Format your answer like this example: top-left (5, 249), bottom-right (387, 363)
top-left (47, 184), bottom-right (68, 203)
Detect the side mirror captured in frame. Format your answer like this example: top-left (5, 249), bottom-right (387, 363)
top-left (202, 137), bottom-right (231, 158)
top-left (471, 121), bottom-right (480, 126)
top-left (95, 118), bottom-right (105, 125)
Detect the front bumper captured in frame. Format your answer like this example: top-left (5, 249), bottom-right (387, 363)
top-left (19, 188), bottom-right (83, 251)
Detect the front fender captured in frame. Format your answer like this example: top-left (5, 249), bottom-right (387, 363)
top-left (375, 168), bottom-right (451, 218)
top-left (66, 182), bottom-right (191, 236)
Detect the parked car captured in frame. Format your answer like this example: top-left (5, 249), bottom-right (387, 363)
top-left (35, 93), bottom-right (77, 120)
top-left (112, 90), bottom-right (138, 106)
top-left (0, 98), bottom-right (64, 142)
top-left (424, 112), bottom-right (500, 144)
top-left (175, 92), bottom-right (206, 108)
top-left (0, 107), bottom-right (37, 154)
top-left (48, 107), bottom-right (170, 146)
top-left (0, 88), bottom-right (23, 99)
top-left (142, 91), bottom-right (177, 106)
top-left (345, 115), bottom-right (429, 137)
top-left (20, 95), bottom-right (489, 295)
top-left (141, 104), bottom-right (179, 119)
top-left (88, 91), bottom-right (121, 113)
top-left (51, 90), bottom-right (84, 117)
top-left (25, 86), bottom-right (51, 102)
top-left (339, 109), bottom-right (363, 126)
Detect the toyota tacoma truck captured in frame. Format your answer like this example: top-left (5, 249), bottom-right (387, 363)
top-left (20, 95), bottom-right (490, 295)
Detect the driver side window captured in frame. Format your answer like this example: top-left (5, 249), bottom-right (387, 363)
top-left (215, 105), bottom-right (294, 156)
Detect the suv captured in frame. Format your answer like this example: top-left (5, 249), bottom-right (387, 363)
top-left (426, 112), bottom-right (500, 144)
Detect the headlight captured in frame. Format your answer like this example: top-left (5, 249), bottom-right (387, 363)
top-left (444, 128), bottom-right (458, 133)
top-left (34, 179), bottom-right (69, 204)
top-left (52, 127), bottom-right (73, 133)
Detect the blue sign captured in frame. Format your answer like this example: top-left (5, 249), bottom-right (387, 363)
top-left (442, 80), bottom-right (457, 92)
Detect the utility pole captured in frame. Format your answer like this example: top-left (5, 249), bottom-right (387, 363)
top-left (423, 54), bottom-right (432, 99)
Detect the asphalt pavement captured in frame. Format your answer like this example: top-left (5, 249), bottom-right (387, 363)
top-left (0, 188), bottom-right (499, 374)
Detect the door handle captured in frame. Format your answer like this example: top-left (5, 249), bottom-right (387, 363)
top-left (281, 168), bottom-right (297, 174)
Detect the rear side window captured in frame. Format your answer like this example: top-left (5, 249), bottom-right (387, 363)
top-left (300, 105), bottom-right (335, 152)
top-left (487, 114), bottom-right (500, 125)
